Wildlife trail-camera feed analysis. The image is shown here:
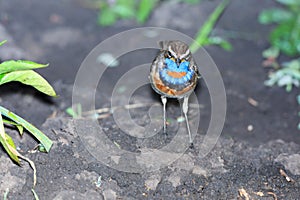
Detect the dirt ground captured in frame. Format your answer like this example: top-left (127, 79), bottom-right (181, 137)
top-left (0, 0), bottom-right (300, 199)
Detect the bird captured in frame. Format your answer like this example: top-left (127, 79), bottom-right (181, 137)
top-left (150, 40), bottom-right (200, 146)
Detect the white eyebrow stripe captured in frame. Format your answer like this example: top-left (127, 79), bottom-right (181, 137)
top-left (168, 46), bottom-right (177, 58)
top-left (180, 49), bottom-right (190, 59)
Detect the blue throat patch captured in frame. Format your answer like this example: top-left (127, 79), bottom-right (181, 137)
top-left (160, 58), bottom-right (194, 85)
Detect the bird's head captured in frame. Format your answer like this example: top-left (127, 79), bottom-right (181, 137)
top-left (163, 41), bottom-right (191, 72)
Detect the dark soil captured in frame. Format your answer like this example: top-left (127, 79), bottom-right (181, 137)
top-left (0, 0), bottom-right (299, 199)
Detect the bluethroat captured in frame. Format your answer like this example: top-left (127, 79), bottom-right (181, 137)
top-left (150, 40), bottom-right (199, 145)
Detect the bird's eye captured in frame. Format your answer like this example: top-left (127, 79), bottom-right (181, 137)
top-left (166, 51), bottom-right (172, 58)
top-left (166, 51), bottom-right (176, 62)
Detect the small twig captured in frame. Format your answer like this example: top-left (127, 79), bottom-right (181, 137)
top-left (28, 144), bottom-right (40, 154)
top-left (255, 191), bottom-right (264, 197)
top-left (279, 168), bottom-right (295, 183)
top-left (124, 103), bottom-right (159, 110)
top-left (267, 192), bottom-right (278, 200)
top-left (31, 189), bottom-right (40, 200)
top-left (83, 102), bottom-right (204, 117)
top-left (238, 188), bottom-right (250, 200)
top-left (248, 97), bottom-right (258, 107)
top-left (82, 102), bottom-right (204, 121)
top-left (96, 113), bottom-right (112, 119)
top-left (51, 129), bottom-right (58, 135)
top-left (114, 141), bottom-right (121, 149)
top-left (83, 102), bottom-right (160, 116)
top-left (8, 144), bottom-right (37, 187)
top-left (189, 103), bottom-right (205, 109)
top-left (85, 107), bottom-right (111, 115)
top-left (18, 154), bottom-right (37, 187)
top-left (48, 110), bottom-right (57, 119)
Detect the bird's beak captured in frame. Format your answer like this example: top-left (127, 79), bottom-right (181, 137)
top-left (176, 58), bottom-right (180, 67)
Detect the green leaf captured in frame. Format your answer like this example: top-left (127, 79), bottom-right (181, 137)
top-left (190, 0), bottom-right (230, 52)
top-left (98, 7), bottom-right (118, 26)
top-left (258, 8), bottom-right (293, 24)
top-left (66, 104), bottom-right (82, 118)
top-left (117, 0), bottom-right (135, 9)
top-left (0, 70), bottom-right (56, 97)
top-left (137, 0), bottom-right (158, 23)
top-left (0, 60), bottom-right (48, 74)
top-left (37, 144), bottom-right (47, 153)
top-left (270, 17), bottom-right (300, 56)
top-left (276, 0), bottom-right (300, 6)
top-left (16, 125), bottom-right (24, 135)
top-left (0, 114), bottom-right (20, 164)
top-left (0, 40), bottom-right (7, 47)
top-left (66, 107), bottom-right (76, 117)
top-left (0, 106), bottom-right (53, 152)
top-left (297, 94), bottom-right (300, 104)
top-left (205, 36), bottom-right (232, 51)
top-left (4, 133), bottom-right (18, 155)
top-left (3, 119), bottom-right (24, 135)
top-left (286, 83), bottom-right (293, 91)
top-left (262, 47), bottom-right (280, 58)
top-left (66, 107), bottom-right (79, 118)
top-left (264, 59), bottom-right (300, 92)
top-left (112, 5), bottom-right (135, 19)
top-left (283, 68), bottom-right (300, 79)
top-left (3, 188), bottom-right (9, 200)
top-left (282, 59), bottom-right (300, 69)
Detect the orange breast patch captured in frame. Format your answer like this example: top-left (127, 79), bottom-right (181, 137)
top-left (167, 71), bottom-right (186, 78)
top-left (152, 76), bottom-right (196, 97)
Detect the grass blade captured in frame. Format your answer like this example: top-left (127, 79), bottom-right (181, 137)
top-left (0, 106), bottom-right (53, 152)
top-left (0, 40), bottom-right (7, 47)
top-left (0, 114), bottom-right (20, 164)
top-left (137, 0), bottom-right (158, 23)
top-left (190, 0), bottom-right (230, 52)
top-left (32, 189), bottom-right (40, 200)
top-left (3, 119), bottom-right (24, 135)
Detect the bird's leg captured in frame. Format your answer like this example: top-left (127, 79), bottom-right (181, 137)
top-left (183, 96), bottom-right (193, 146)
top-left (161, 96), bottom-right (167, 134)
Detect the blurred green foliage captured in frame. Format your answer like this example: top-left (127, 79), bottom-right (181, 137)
top-left (0, 40), bottom-right (55, 162)
top-left (259, 0), bottom-right (300, 91)
top-left (0, 41), bottom-right (55, 197)
top-left (259, 0), bottom-right (300, 56)
top-left (259, 0), bottom-right (300, 129)
top-left (265, 58), bottom-right (300, 92)
top-left (97, 0), bottom-right (202, 26)
top-left (96, 0), bottom-right (231, 51)
top-left (190, 0), bottom-right (231, 52)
